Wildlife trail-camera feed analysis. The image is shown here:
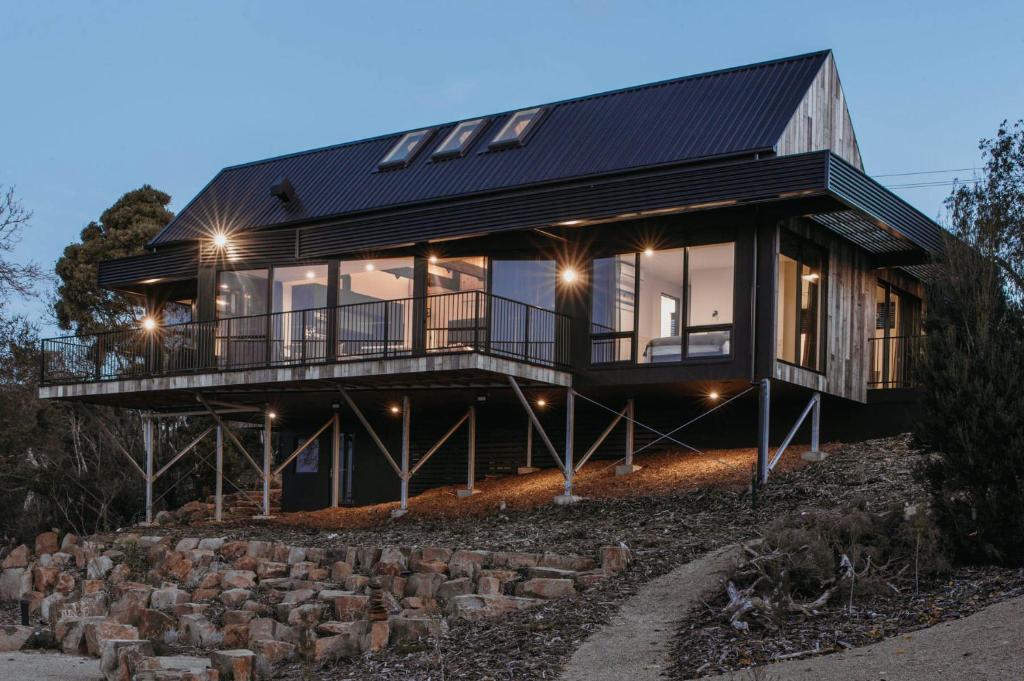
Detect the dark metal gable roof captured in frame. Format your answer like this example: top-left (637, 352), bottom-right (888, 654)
top-left (151, 51), bottom-right (831, 245)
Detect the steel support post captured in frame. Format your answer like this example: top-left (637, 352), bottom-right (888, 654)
top-left (398, 395), bottom-right (411, 514)
top-left (756, 378), bottom-right (770, 487)
top-left (616, 398), bottom-right (641, 476)
top-left (214, 425), bottom-right (224, 522)
top-left (143, 413), bottom-right (155, 525)
top-left (458, 405), bottom-right (479, 497)
top-left (261, 409), bottom-right (272, 517)
top-left (331, 409), bottom-right (341, 508)
top-left (518, 416), bottom-right (539, 475)
top-left (801, 392), bottom-right (827, 462)
top-left (555, 389), bottom-right (579, 504)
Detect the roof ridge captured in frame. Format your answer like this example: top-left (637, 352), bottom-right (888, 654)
top-left (219, 49), bottom-right (833, 173)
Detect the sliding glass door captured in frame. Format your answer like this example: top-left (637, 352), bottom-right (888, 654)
top-left (491, 259), bottom-right (556, 362)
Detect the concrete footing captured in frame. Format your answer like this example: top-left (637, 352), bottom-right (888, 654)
top-left (553, 494), bottom-right (582, 506)
top-left (517, 466), bottom-right (541, 475)
top-left (456, 488), bottom-right (481, 499)
top-left (390, 508), bottom-right (408, 519)
top-left (615, 464), bottom-right (642, 476)
top-left (251, 515), bottom-right (274, 520)
top-left (801, 450), bottom-right (827, 462)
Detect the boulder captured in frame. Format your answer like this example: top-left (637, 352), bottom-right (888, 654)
top-left (538, 552), bottom-right (596, 572)
top-left (575, 569), bottom-right (609, 590)
top-left (285, 547), bottom-right (306, 565)
top-left (250, 639), bottom-right (296, 678)
top-left (85, 620), bottom-right (138, 657)
top-left (420, 546), bottom-right (453, 564)
top-left (389, 616), bottom-right (446, 643)
top-left (376, 574), bottom-right (407, 599)
top-left (99, 639), bottom-right (154, 681)
top-left (517, 578), bottom-right (575, 599)
top-left (449, 550), bottom-right (491, 579)
top-left (1, 544), bottom-right (30, 569)
top-left (222, 570), bottom-right (257, 590)
top-left (175, 538), bottom-right (200, 553)
top-left (491, 551), bottom-right (541, 569)
top-left (245, 541), bottom-right (273, 559)
top-left (0, 624), bottom-right (33, 652)
top-left (329, 561), bottom-right (352, 582)
top-left (154, 510), bottom-right (175, 526)
top-left (601, 546), bottom-right (632, 574)
top-left (55, 571), bottom-right (76, 594)
top-left (35, 531), bottom-right (60, 556)
top-left (198, 538), bottom-right (226, 552)
top-left (87, 555), bottom-right (115, 580)
top-left (151, 584), bottom-right (191, 610)
top-left (288, 561), bottom-right (316, 579)
top-left (312, 632), bottom-right (360, 662)
top-left (526, 566), bottom-right (578, 580)
top-left (405, 572), bottom-right (446, 599)
top-left (219, 588), bottom-right (252, 609)
top-left (0, 567), bottom-right (31, 601)
top-left (344, 575), bottom-right (370, 592)
top-left (222, 623), bottom-right (250, 649)
top-left (223, 610), bottom-right (256, 626)
top-left (330, 593), bottom-right (369, 621)
top-left (414, 559), bottom-right (449, 575)
top-left (109, 584), bottom-right (154, 625)
top-left (449, 594), bottom-right (544, 620)
top-left (476, 576), bottom-right (501, 595)
top-left (138, 608), bottom-right (176, 640)
top-left (179, 614), bottom-right (222, 648)
top-left (219, 541), bottom-right (249, 561)
top-left (256, 561), bottom-right (287, 579)
top-left (281, 588), bottom-right (316, 606)
top-left (61, 533), bottom-right (80, 550)
top-left (436, 577), bottom-right (474, 602)
top-left (285, 603), bottom-right (324, 629)
top-left (362, 620), bottom-right (390, 652)
top-left (210, 649), bottom-right (255, 680)
top-left (40, 592), bottom-right (67, 622)
top-left (355, 546), bottom-right (381, 571)
top-left (248, 617), bottom-right (298, 644)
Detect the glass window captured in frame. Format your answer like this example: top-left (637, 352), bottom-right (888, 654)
top-left (638, 248), bottom-right (684, 363)
top-left (433, 118), bottom-right (487, 159)
top-left (217, 269), bottom-right (268, 318)
top-left (271, 265), bottom-right (328, 364)
top-left (490, 108), bottom-right (543, 148)
top-left (337, 258), bottom-right (414, 359)
top-left (686, 242), bottom-right (734, 357)
top-left (776, 234), bottom-right (825, 370)
top-left (491, 260), bottom-right (556, 363)
top-left (379, 128), bottom-right (433, 168)
top-left (591, 254), bottom-right (636, 363)
top-left (427, 257), bottom-right (487, 352)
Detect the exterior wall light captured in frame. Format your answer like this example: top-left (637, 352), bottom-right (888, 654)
top-left (536, 398), bottom-right (547, 408)
top-left (390, 405), bottom-right (401, 414)
top-left (560, 267), bottom-right (578, 284)
top-left (142, 317), bottom-right (157, 331)
top-left (708, 391), bottom-right (720, 401)
top-left (212, 232), bottom-right (229, 249)
top-left (428, 255), bottom-right (438, 264)
top-left (268, 411), bottom-right (277, 419)
top-left (644, 248), bottom-right (654, 257)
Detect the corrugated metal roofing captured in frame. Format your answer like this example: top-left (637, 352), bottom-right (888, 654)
top-left (152, 50), bottom-right (831, 245)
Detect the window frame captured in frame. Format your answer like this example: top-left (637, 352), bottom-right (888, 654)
top-left (378, 128), bottom-right (435, 169)
top-left (431, 118), bottom-right (489, 161)
top-left (775, 233), bottom-right (828, 373)
top-left (487, 107), bottom-right (545, 150)
top-left (588, 242), bottom-right (737, 367)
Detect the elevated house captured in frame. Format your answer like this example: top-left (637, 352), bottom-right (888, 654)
top-left (39, 50), bottom-right (939, 519)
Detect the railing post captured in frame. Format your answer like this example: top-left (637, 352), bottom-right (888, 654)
top-left (523, 305), bottom-right (530, 361)
top-left (756, 378), bottom-right (770, 488)
top-left (383, 301), bottom-right (390, 359)
top-left (94, 335), bottom-right (104, 381)
top-left (483, 291), bottom-right (491, 354)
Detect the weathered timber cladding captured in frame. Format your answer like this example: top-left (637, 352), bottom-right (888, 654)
top-left (777, 53), bottom-right (863, 170)
top-left (772, 218), bottom-right (874, 403)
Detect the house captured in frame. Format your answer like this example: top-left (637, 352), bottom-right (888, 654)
top-left (38, 50), bottom-right (939, 520)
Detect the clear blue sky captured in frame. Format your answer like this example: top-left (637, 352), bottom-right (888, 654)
top-left (3, 0), bottom-right (1023, 328)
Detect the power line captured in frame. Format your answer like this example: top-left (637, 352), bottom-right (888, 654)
top-left (885, 179), bottom-right (983, 189)
top-left (873, 167), bottom-right (979, 178)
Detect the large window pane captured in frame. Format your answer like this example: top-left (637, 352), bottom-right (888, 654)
top-left (686, 243), bottom-right (734, 357)
top-left (217, 269), bottom-right (268, 318)
top-left (777, 235), bottom-right (825, 370)
top-left (591, 255), bottom-right (636, 363)
top-left (491, 260), bottom-right (556, 362)
top-left (338, 258), bottom-right (414, 359)
top-left (216, 269), bottom-right (268, 368)
top-left (776, 254), bottom-right (798, 364)
top-left (427, 257), bottom-right (487, 352)
top-left (272, 265), bottom-right (328, 364)
top-left (638, 248), bottom-right (684, 363)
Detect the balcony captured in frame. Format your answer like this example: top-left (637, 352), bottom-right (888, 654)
top-left (868, 335), bottom-right (923, 389)
top-left (40, 292), bottom-right (573, 389)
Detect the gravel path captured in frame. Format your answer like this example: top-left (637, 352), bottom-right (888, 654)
top-left (0, 651), bottom-right (100, 680)
top-left (561, 544), bottom-right (742, 681)
top-left (695, 595), bottom-right (1024, 681)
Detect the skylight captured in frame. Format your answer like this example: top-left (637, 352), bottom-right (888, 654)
top-left (379, 128), bottom-right (433, 169)
top-left (489, 108), bottom-right (544, 148)
top-left (432, 118), bottom-right (487, 160)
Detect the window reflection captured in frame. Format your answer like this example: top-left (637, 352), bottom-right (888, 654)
top-left (427, 257), bottom-right (487, 352)
top-left (491, 259), bottom-right (556, 362)
top-left (337, 258), bottom-right (414, 359)
top-left (272, 265), bottom-right (328, 364)
top-left (591, 255), bottom-right (636, 363)
top-left (216, 269), bottom-right (268, 368)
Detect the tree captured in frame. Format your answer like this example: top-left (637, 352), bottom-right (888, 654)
top-left (917, 121), bottom-right (1024, 567)
top-left (0, 185), bottom-right (42, 303)
top-left (54, 185), bottom-right (174, 333)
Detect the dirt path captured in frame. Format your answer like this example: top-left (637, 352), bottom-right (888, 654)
top-left (697, 595), bottom-right (1024, 681)
top-left (560, 544), bottom-right (742, 681)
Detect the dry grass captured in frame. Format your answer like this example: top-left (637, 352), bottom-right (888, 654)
top-left (272, 445), bottom-right (812, 530)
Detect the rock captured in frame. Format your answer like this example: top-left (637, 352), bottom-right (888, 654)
top-left (436, 577), bottom-right (474, 602)
top-left (61, 533), bottom-right (80, 550)
top-left (362, 620), bottom-right (390, 652)
top-left (389, 616), bottom-right (446, 643)
top-left (312, 631), bottom-right (361, 662)
top-left (222, 570), bottom-right (257, 590)
top-left (83, 579), bottom-right (106, 594)
top-left (248, 617), bottom-right (298, 644)
top-left (288, 561), bottom-right (316, 579)
top-left (35, 531), bottom-right (60, 556)
top-left (491, 551), bottom-right (541, 569)
top-left (477, 576), bottom-right (501, 595)
top-left (138, 608), bottom-right (176, 640)
top-left (222, 623), bottom-right (250, 649)
top-left (198, 538), bottom-right (226, 552)
top-left (87, 556), bottom-right (115, 580)
top-left (330, 593), bottom-right (369, 621)
top-left (250, 639), bottom-right (295, 678)
top-left (245, 541), bottom-right (272, 559)
top-left (517, 577), bottom-right (575, 599)
top-left (420, 546), bottom-right (453, 564)
top-left (414, 559), bottom-right (449, 574)
top-left (198, 572), bottom-right (222, 589)
top-left (107, 563), bottom-right (131, 586)
top-left (0, 567), bottom-right (31, 600)
top-left (305, 548), bottom-right (326, 565)
top-left (55, 571), bottom-right (76, 594)
top-left (152, 584), bottom-right (192, 610)
top-left (179, 614), bottom-right (222, 648)
top-left (405, 572), bottom-right (446, 599)
top-left (286, 603), bottom-right (323, 629)
top-left (449, 550), bottom-right (491, 579)
top-left (256, 561), bottom-right (287, 579)
top-left (538, 552), bottom-right (596, 572)
top-left (175, 538), bottom-right (200, 553)
top-left (99, 639), bottom-right (154, 681)
top-left (526, 566), bottom-right (579, 580)
top-left (154, 510), bottom-right (175, 526)
top-left (192, 588), bottom-right (221, 602)
top-left (285, 547), bottom-right (306, 565)
top-left (1, 544), bottom-right (30, 569)
top-left (376, 574), bottom-right (406, 598)
top-left (219, 588), bottom-right (252, 608)
top-left (344, 575), bottom-right (370, 592)
top-left (85, 621), bottom-right (138, 657)
top-left (601, 546), bottom-right (632, 574)
top-left (40, 592), bottom-right (67, 622)
top-left (316, 588), bottom-right (350, 601)
top-left (575, 569), bottom-right (609, 590)
top-left (329, 561), bottom-right (352, 582)
top-left (0, 624), bottom-right (33, 652)
top-left (355, 547), bottom-right (381, 571)
top-left (449, 594), bottom-right (544, 620)
top-left (210, 649), bottom-right (255, 680)
top-left (109, 584), bottom-right (153, 625)
top-left (224, 610), bottom-right (256, 626)
top-left (219, 541), bottom-right (249, 561)
top-left (281, 588), bottom-right (316, 606)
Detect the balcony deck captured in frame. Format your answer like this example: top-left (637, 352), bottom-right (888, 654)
top-left (38, 292), bottom-right (573, 407)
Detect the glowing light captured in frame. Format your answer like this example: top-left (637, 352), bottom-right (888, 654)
top-left (560, 267), bottom-right (578, 284)
top-left (556, 219), bottom-right (582, 226)
top-left (801, 272), bottom-right (820, 282)
top-left (643, 248), bottom-right (654, 257)
top-left (708, 391), bottom-right (720, 401)
top-left (268, 411), bottom-right (277, 419)
top-left (305, 270), bottom-right (316, 279)
top-left (141, 317), bottom-right (157, 331)
top-left (365, 263), bottom-right (376, 272)
top-left (536, 398), bottom-right (547, 408)
top-left (389, 405), bottom-right (401, 414)
top-left (219, 284), bottom-right (229, 290)
top-left (212, 232), bottom-right (229, 249)
top-left (428, 255), bottom-right (438, 264)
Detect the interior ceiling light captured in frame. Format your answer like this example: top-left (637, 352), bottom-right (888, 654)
top-left (305, 270), bottom-right (316, 279)
top-left (428, 255), bottom-right (438, 264)
top-left (644, 248), bottom-right (654, 257)
top-left (365, 263), bottom-right (375, 272)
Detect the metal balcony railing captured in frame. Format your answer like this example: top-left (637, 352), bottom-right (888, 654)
top-left (868, 335), bottom-right (924, 389)
top-left (40, 291), bottom-right (573, 386)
